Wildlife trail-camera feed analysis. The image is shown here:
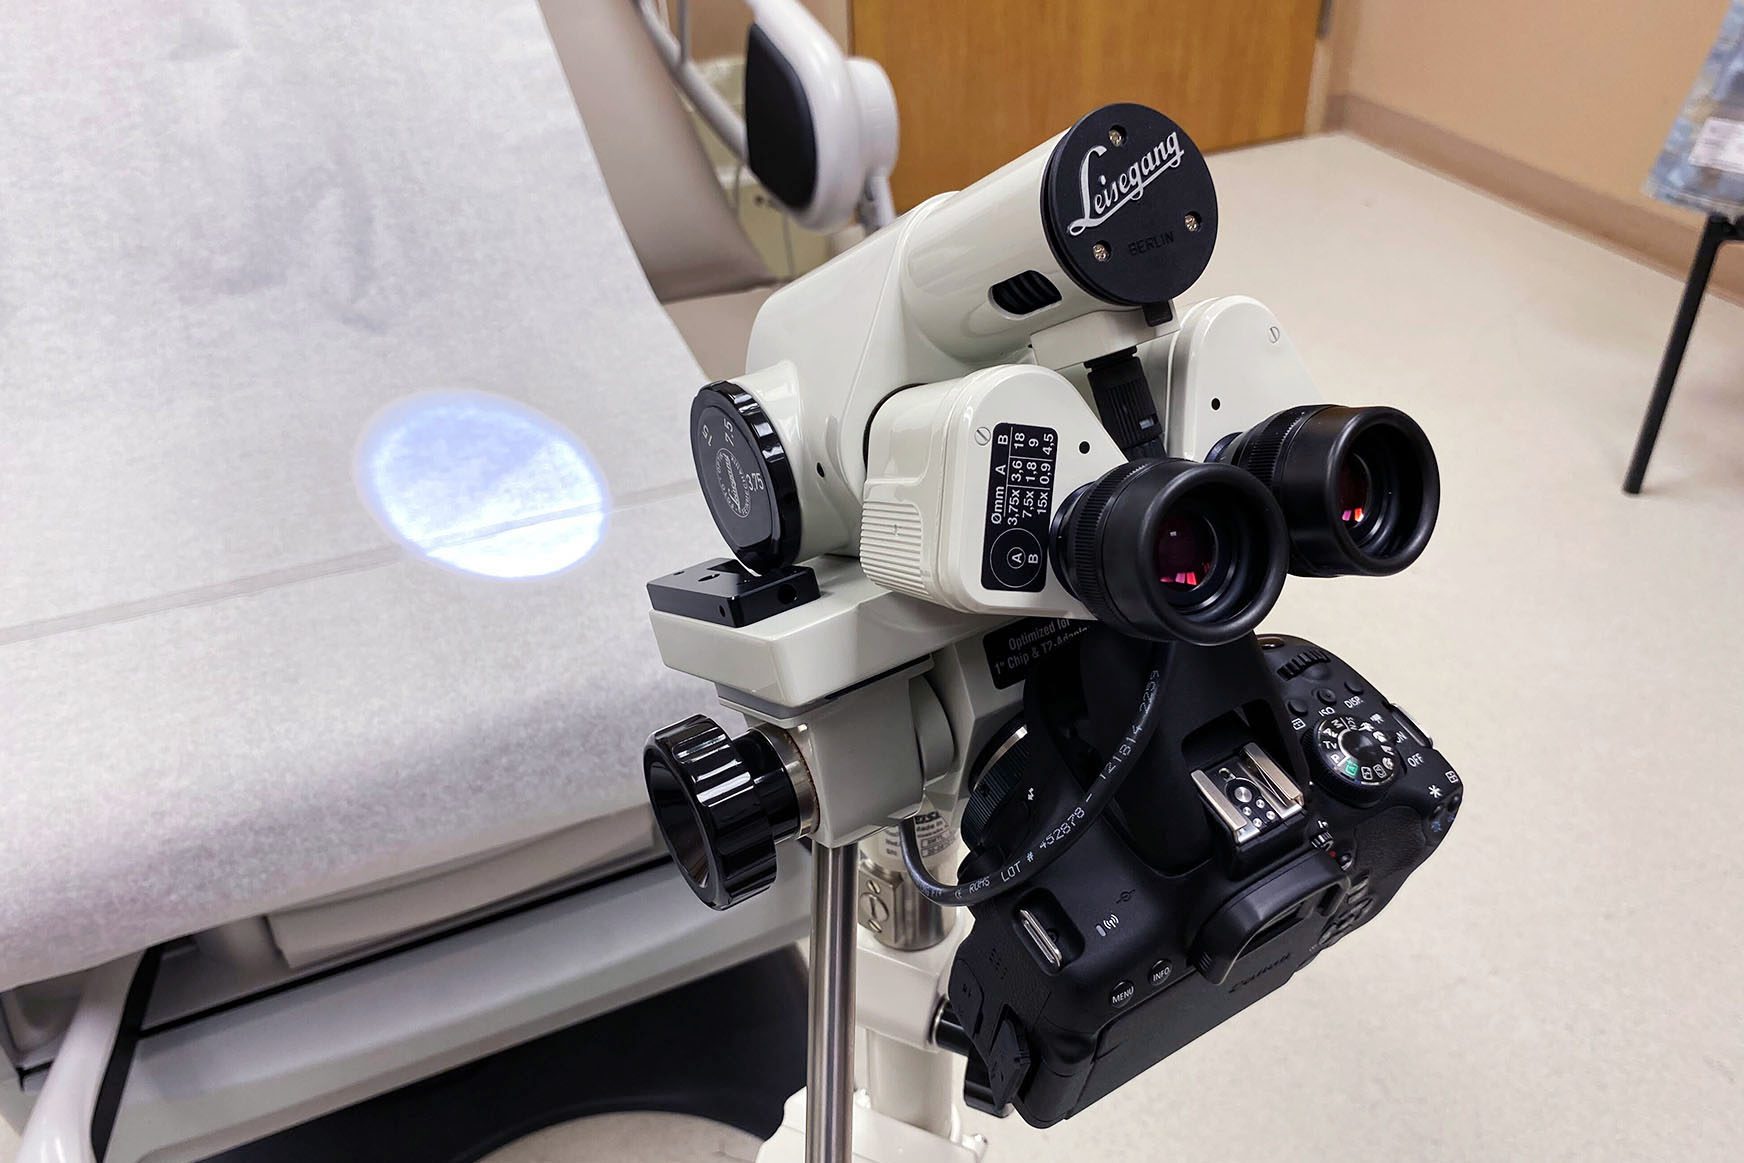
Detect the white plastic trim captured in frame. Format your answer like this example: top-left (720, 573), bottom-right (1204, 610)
top-left (637, 0), bottom-right (900, 233)
top-left (15, 953), bottom-right (143, 1163)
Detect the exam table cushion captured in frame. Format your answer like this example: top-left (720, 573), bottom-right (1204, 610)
top-left (0, 1), bottom-right (722, 990)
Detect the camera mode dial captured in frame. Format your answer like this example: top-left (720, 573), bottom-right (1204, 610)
top-left (1309, 713), bottom-right (1398, 803)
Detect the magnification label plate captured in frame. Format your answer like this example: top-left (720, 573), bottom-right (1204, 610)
top-left (980, 422), bottom-right (1058, 593)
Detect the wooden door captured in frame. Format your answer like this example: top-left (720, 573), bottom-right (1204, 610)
top-left (853, 0), bottom-right (1323, 209)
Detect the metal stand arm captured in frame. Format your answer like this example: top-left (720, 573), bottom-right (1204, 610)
top-left (766, 827), bottom-right (984, 1163)
top-left (807, 844), bottom-right (859, 1163)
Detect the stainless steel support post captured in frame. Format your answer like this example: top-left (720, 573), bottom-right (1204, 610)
top-left (807, 842), bottom-right (858, 1163)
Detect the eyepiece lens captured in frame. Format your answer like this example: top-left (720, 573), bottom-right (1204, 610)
top-left (1336, 454), bottom-right (1373, 531)
top-left (1218, 405), bottom-right (1438, 577)
top-left (1051, 459), bottom-right (1288, 646)
top-left (1155, 512), bottom-right (1218, 593)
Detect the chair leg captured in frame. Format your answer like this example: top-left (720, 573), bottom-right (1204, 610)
top-left (1624, 214), bottom-right (1735, 494)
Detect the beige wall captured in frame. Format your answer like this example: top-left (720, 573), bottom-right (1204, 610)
top-left (1329, 0), bottom-right (1743, 296)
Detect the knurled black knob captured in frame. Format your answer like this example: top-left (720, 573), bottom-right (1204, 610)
top-left (961, 721), bottom-right (1035, 853)
top-left (644, 715), bottom-right (803, 910)
top-left (690, 381), bottom-right (802, 574)
top-left (1277, 647), bottom-right (1331, 680)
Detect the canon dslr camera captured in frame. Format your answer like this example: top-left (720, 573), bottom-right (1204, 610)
top-left (947, 628), bottom-right (1461, 1125)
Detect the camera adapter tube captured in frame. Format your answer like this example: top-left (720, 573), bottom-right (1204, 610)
top-left (1212, 405), bottom-right (1439, 577)
top-left (1050, 458), bottom-right (1289, 646)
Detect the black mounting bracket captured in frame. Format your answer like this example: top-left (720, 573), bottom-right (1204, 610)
top-left (648, 559), bottom-right (821, 627)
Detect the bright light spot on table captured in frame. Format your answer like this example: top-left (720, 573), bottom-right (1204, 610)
top-left (357, 392), bottom-right (608, 579)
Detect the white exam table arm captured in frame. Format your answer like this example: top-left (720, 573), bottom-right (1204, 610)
top-left (635, 0), bottom-right (898, 231)
top-left (16, 953), bottom-right (154, 1163)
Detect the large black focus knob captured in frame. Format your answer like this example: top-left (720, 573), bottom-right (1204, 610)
top-left (644, 715), bottom-right (806, 910)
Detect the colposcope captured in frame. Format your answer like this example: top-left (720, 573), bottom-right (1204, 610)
top-left (641, 103), bottom-right (1456, 1162)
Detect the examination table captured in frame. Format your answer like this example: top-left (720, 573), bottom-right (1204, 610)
top-left (0, 2), bottom-right (825, 1158)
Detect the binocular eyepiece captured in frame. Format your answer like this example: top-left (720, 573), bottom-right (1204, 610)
top-left (1212, 404), bottom-right (1440, 578)
top-left (1052, 459), bottom-right (1288, 646)
top-left (1053, 405), bottom-right (1440, 645)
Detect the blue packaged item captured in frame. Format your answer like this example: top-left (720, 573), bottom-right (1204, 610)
top-left (1647, 1), bottom-right (1744, 216)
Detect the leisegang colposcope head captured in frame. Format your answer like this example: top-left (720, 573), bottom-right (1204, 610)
top-left (897, 101), bottom-right (1221, 362)
top-left (679, 102), bottom-right (1438, 651)
top-left (645, 102), bottom-right (1445, 911)
top-left (686, 102), bottom-right (1226, 577)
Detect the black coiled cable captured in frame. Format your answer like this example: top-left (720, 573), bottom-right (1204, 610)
top-left (899, 655), bottom-right (1165, 907)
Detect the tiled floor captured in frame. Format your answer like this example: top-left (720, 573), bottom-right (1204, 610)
top-left (7, 131), bottom-right (1744, 1160)
top-left (481, 1113), bottom-right (762, 1163)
